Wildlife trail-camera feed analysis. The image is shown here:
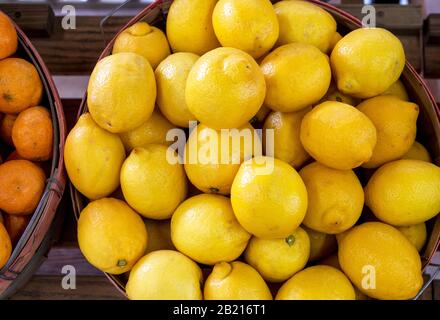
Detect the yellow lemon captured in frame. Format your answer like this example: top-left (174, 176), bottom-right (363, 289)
top-left (166, 0), bottom-right (219, 55)
top-left (338, 222), bottom-right (423, 300)
top-left (77, 198), bottom-right (147, 275)
top-left (244, 227), bottom-right (310, 282)
top-left (64, 113), bottom-right (125, 200)
top-left (126, 250), bottom-right (203, 300)
top-left (397, 223), bottom-right (427, 252)
top-left (274, 0), bottom-right (337, 53)
top-left (299, 162), bottom-right (364, 234)
top-left (329, 32), bottom-right (343, 52)
top-left (119, 110), bottom-right (175, 152)
top-left (212, 0), bottom-right (279, 59)
top-left (358, 95), bottom-right (418, 168)
top-left (231, 156), bottom-right (308, 239)
top-left (204, 261), bottom-right (272, 300)
top-left (186, 47), bottom-right (266, 129)
top-left (87, 52), bottom-right (156, 133)
top-left (112, 22), bottom-right (170, 69)
top-left (402, 141), bottom-right (432, 162)
top-left (320, 81), bottom-right (360, 106)
top-left (365, 159), bottom-right (440, 226)
top-left (261, 43), bottom-right (331, 112)
top-left (263, 108), bottom-right (311, 169)
top-left (120, 144), bottom-right (187, 219)
top-left (171, 194), bottom-right (251, 265)
top-left (144, 219), bottom-right (175, 254)
top-left (331, 28), bottom-right (405, 98)
top-left (184, 123), bottom-right (258, 195)
top-left (276, 265), bottom-right (355, 300)
top-left (381, 79), bottom-right (409, 101)
top-left (300, 101), bottom-right (377, 170)
top-left (303, 226), bottom-right (337, 262)
top-left (155, 52), bottom-right (199, 127)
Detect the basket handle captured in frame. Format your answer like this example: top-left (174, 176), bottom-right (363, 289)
top-left (99, 0), bottom-right (133, 46)
top-left (414, 262), bottom-right (440, 300)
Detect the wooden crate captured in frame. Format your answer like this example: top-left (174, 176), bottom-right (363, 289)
top-left (424, 14), bottom-right (440, 78)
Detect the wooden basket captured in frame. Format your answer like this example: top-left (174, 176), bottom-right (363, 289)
top-left (0, 17), bottom-right (67, 299)
top-left (71, 0), bottom-right (440, 299)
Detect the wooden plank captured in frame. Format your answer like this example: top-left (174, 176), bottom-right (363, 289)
top-left (10, 276), bottom-right (124, 300)
top-left (0, 3), bottom-right (54, 37)
top-left (31, 16), bottom-right (132, 75)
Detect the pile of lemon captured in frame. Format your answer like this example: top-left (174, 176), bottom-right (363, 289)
top-left (64, 0), bottom-right (440, 300)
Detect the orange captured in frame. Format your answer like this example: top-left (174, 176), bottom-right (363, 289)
top-left (0, 58), bottom-right (43, 114)
top-left (12, 106), bottom-right (53, 161)
top-left (0, 113), bottom-right (17, 145)
top-left (0, 12), bottom-right (17, 60)
top-left (0, 222), bottom-right (12, 269)
top-left (0, 160), bottom-right (46, 215)
top-left (4, 213), bottom-right (30, 245)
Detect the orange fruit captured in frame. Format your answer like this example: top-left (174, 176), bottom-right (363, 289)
top-left (0, 222), bottom-right (12, 269)
top-left (0, 113), bottom-right (17, 145)
top-left (0, 12), bottom-right (17, 60)
top-left (4, 213), bottom-right (30, 245)
top-left (0, 58), bottom-right (43, 114)
top-left (0, 160), bottom-right (46, 215)
top-left (12, 106), bottom-right (53, 161)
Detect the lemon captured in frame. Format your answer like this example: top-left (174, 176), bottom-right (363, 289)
top-left (358, 95), bottom-right (418, 168)
top-left (339, 222), bottom-right (423, 300)
top-left (320, 81), bottom-right (360, 106)
top-left (204, 261), bottom-right (272, 300)
top-left (212, 0), bottom-right (279, 59)
top-left (402, 141), bottom-right (432, 162)
top-left (184, 123), bottom-right (258, 195)
top-left (263, 108), bottom-right (311, 169)
top-left (186, 47), bottom-right (266, 129)
top-left (381, 79), bottom-right (409, 101)
top-left (144, 219), bottom-right (175, 254)
top-left (329, 32), bottom-right (343, 52)
top-left (276, 265), bottom-right (355, 300)
top-left (64, 113), bottom-right (126, 200)
top-left (331, 28), bottom-right (405, 98)
top-left (87, 52), bottom-right (156, 133)
top-left (171, 194), bottom-right (251, 265)
top-left (365, 159), bottom-right (440, 226)
top-left (77, 198), bottom-right (147, 275)
top-left (166, 0), bottom-right (219, 55)
top-left (299, 162), bottom-right (364, 234)
top-left (244, 227), bottom-right (310, 282)
top-left (112, 22), bottom-right (170, 69)
top-left (274, 0), bottom-right (337, 53)
top-left (397, 223), bottom-right (427, 252)
top-left (119, 110), bottom-right (175, 152)
top-left (300, 101), bottom-right (377, 170)
top-left (155, 53), bottom-right (199, 127)
top-left (120, 144), bottom-right (187, 219)
top-left (231, 156), bottom-right (308, 239)
top-left (303, 226), bottom-right (337, 262)
top-left (261, 43), bottom-right (331, 112)
top-left (126, 250), bottom-right (203, 300)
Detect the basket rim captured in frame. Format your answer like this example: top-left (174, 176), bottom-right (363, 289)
top-left (70, 0), bottom-right (440, 299)
top-left (0, 15), bottom-right (67, 292)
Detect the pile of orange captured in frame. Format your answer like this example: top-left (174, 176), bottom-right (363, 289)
top-left (0, 11), bottom-right (53, 269)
